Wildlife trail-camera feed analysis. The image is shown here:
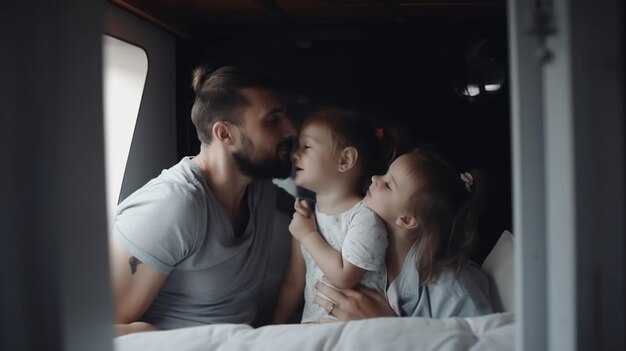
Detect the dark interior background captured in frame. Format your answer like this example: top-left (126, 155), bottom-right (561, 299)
top-left (172, 17), bottom-right (511, 263)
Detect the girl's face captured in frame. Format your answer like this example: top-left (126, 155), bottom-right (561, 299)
top-left (364, 154), bottom-right (420, 225)
top-left (292, 123), bottom-right (340, 193)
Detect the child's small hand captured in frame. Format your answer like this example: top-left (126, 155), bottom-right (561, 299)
top-left (294, 197), bottom-right (312, 217)
top-left (289, 198), bottom-right (318, 241)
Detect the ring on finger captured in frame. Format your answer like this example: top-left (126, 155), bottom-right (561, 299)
top-left (328, 302), bottom-right (335, 315)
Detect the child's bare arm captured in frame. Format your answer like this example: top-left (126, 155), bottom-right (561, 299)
top-left (272, 239), bottom-right (306, 324)
top-left (290, 198), bottom-right (366, 289)
top-left (299, 233), bottom-right (366, 289)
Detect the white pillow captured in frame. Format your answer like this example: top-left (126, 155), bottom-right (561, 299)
top-left (468, 323), bottom-right (516, 351)
top-left (481, 230), bottom-right (515, 313)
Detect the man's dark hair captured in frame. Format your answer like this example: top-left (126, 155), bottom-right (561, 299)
top-left (190, 66), bottom-right (275, 144)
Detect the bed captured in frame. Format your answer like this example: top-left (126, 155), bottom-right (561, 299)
top-left (115, 231), bottom-right (515, 351)
top-left (115, 312), bottom-right (514, 351)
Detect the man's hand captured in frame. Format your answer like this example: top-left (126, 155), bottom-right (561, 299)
top-left (288, 198), bottom-right (318, 241)
top-left (114, 321), bottom-right (159, 336)
top-left (313, 281), bottom-right (397, 321)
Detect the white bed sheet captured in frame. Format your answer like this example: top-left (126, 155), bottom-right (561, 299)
top-left (115, 312), bottom-right (514, 351)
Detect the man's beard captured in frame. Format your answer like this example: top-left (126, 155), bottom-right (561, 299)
top-left (232, 134), bottom-right (293, 179)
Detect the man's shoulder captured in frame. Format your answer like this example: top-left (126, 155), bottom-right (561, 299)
top-left (156, 157), bottom-right (203, 186)
top-left (118, 158), bottom-right (206, 210)
top-left (151, 158), bottom-right (206, 193)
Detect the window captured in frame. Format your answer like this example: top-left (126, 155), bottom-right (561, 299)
top-left (102, 35), bottom-right (148, 226)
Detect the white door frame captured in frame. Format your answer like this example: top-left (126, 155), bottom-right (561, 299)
top-left (508, 0), bottom-right (625, 350)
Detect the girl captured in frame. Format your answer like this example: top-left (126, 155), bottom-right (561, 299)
top-left (313, 148), bottom-right (493, 319)
top-left (272, 108), bottom-right (395, 323)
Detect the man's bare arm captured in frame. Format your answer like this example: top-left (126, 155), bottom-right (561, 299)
top-left (272, 239), bottom-right (306, 324)
top-left (109, 238), bottom-right (167, 324)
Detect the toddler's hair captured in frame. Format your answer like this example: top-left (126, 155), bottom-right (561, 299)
top-left (301, 108), bottom-right (401, 196)
top-left (404, 148), bottom-right (487, 284)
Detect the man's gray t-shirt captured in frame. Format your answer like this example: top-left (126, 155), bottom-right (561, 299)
top-left (113, 157), bottom-right (289, 329)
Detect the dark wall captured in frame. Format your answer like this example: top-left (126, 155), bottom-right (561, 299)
top-left (175, 21), bottom-right (511, 262)
top-left (1, 1), bottom-right (113, 350)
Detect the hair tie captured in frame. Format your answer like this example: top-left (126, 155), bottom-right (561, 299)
top-left (460, 172), bottom-right (474, 192)
top-left (375, 128), bottom-right (384, 141)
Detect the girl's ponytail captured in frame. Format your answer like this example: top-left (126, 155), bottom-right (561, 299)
top-left (405, 148), bottom-right (487, 284)
top-left (447, 169), bottom-right (487, 269)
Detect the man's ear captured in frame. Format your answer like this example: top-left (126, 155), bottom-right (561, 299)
top-left (395, 214), bottom-right (418, 230)
top-left (212, 122), bottom-right (235, 145)
top-left (338, 146), bottom-right (358, 172)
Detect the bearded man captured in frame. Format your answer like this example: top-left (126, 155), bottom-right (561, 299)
top-left (109, 66), bottom-right (297, 335)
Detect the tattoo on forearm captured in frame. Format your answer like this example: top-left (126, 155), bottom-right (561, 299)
top-left (129, 256), bottom-right (142, 274)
